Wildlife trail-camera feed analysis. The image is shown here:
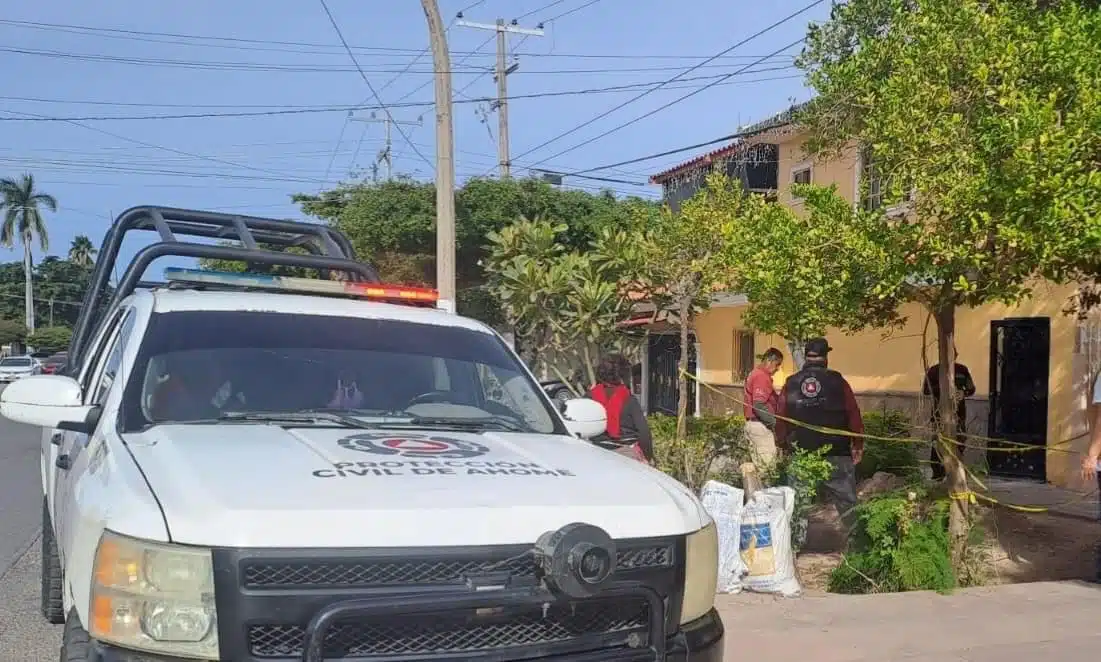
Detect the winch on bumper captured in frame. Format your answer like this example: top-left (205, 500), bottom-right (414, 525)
top-left (90, 525), bottom-right (724, 661)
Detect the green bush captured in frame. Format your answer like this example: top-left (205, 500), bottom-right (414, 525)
top-left (859, 409), bottom-right (922, 482)
top-left (649, 414), bottom-right (748, 491)
top-left (779, 446), bottom-right (836, 553)
top-left (828, 488), bottom-right (955, 594)
top-left (26, 326), bottom-right (72, 353)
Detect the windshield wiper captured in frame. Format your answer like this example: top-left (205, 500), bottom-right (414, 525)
top-left (212, 411), bottom-right (378, 429)
top-left (402, 415), bottom-right (529, 433)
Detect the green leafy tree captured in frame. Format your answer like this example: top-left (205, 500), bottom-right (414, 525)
top-left (726, 183), bottom-right (907, 365)
top-left (483, 217), bottom-right (639, 385)
top-left (292, 176), bottom-right (658, 324)
top-left (0, 173), bottom-right (57, 333)
top-left (0, 257), bottom-right (96, 328)
top-left (33, 256), bottom-right (94, 328)
top-left (26, 325), bottom-right (72, 353)
top-left (67, 235), bottom-right (97, 268)
top-left (604, 172), bottom-right (739, 450)
top-left (793, 0), bottom-right (1101, 563)
top-left (0, 318), bottom-right (26, 346)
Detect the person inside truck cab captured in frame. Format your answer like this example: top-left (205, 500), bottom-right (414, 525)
top-left (148, 351), bottom-right (245, 421)
top-left (327, 369), bottom-right (366, 409)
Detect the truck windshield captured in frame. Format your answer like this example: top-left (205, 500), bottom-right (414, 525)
top-left (120, 311), bottom-right (563, 435)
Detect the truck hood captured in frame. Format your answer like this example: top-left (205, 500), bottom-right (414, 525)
top-left (123, 424), bottom-right (706, 547)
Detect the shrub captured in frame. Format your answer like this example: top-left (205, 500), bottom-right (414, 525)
top-left (26, 326), bottom-right (72, 353)
top-left (778, 446), bottom-right (836, 553)
top-left (649, 414), bottom-right (747, 491)
top-left (0, 318), bottom-right (26, 346)
top-left (828, 488), bottom-right (955, 594)
top-left (859, 409), bottom-right (922, 482)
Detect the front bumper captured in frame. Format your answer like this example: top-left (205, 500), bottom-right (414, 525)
top-left (87, 607), bottom-right (724, 662)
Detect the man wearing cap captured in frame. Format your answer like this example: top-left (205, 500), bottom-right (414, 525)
top-left (775, 337), bottom-right (865, 524)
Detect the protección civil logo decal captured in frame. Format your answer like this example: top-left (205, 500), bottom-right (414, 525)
top-left (800, 376), bottom-right (822, 398)
top-left (338, 433), bottom-right (491, 459)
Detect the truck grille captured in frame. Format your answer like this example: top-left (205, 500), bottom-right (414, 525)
top-left (242, 544), bottom-right (672, 589)
top-left (247, 597), bottom-right (649, 658)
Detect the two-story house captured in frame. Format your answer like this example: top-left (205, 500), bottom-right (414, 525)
top-left (645, 104), bottom-right (1095, 491)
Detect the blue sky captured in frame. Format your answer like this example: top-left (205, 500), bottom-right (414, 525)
top-left (0, 0), bottom-right (827, 303)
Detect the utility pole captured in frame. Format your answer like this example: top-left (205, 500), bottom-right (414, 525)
top-left (349, 112), bottom-right (423, 181)
top-left (457, 17), bottom-right (543, 178)
top-left (421, 0), bottom-right (456, 313)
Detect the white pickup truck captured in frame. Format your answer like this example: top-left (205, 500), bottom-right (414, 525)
top-left (1, 207), bottom-right (722, 662)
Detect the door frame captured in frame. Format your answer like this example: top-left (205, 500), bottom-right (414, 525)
top-left (987, 316), bottom-right (1051, 481)
top-left (643, 331), bottom-right (699, 417)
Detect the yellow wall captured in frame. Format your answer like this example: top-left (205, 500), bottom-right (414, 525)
top-left (693, 129), bottom-right (1088, 487)
top-left (694, 281), bottom-right (1083, 488)
top-left (774, 133), bottom-right (860, 211)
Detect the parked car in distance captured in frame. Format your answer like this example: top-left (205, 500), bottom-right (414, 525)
top-left (0, 355), bottom-right (41, 383)
top-left (40, 352), bottom-right (67, 375)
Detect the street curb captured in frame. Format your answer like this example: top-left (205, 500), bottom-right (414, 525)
top-left (0, 528), bottom-right (41, 584)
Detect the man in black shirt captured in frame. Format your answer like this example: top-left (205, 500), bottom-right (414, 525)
top-left (922, 357), bottom-right (977, 480)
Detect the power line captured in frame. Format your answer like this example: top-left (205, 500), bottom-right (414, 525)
top-left (0, 68), bottom-right (799, 121)
top-left (533, 37), bottom-right (807, 169)
top-left (0, 17), bottom-right (799, 61)
top-left (508, 0), bottom-right (827, 167)
top-left (543, 0), bottom-right (606, 23)
top-left (0, 108), bottom-right (323, 184)
top-left (516, 0), bottom-right (570, 21)
top-left (0, 42), bottom-right (794, 74)
top-left (318, 0), bottom-right (433, 171)
top-left (562, 132), bottom-right (747, 176)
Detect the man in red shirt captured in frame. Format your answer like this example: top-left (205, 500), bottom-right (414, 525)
top-left (744, 347), bottom-right (785, 464)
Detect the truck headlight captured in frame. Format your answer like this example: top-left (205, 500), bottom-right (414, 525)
top-left (679, 521), bottom-right (718, 625)
top-left (90, 531), bottom-right (218, 660)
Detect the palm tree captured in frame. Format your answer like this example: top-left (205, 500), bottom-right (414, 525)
top-left (0, 174), bottom-right (57, 333)
top-left (68, 235), bottom-right (97, 269)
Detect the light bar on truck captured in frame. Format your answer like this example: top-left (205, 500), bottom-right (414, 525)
top-left (162, 267), bottom-right (440, 304)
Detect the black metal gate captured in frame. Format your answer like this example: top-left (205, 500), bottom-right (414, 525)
top-left (987, 317), bottom-right (1050, 480)
top-left (647, 333), bottom-right (696, 416)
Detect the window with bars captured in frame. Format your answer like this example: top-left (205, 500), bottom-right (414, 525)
top-left (733, 330), bottom-right (756, 383)
top-left (862, 147), bottom-right (913, 212)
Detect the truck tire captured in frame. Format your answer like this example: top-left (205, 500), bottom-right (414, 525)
top-left (61, 611), bottom-right (91, 662)
top-left (40, 498), bottom-right (65, 624)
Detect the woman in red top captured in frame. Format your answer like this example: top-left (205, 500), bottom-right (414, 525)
top-left (589, 355), bottom-right (654, 463)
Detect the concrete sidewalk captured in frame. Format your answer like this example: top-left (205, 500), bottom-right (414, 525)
top-left (984, 477), bottom-right (1099, 521)
top-left (714, 581), bottom-right (1101, 661)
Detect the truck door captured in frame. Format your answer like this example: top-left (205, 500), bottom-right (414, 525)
top-left (53, 308), bottom-right (135, 561)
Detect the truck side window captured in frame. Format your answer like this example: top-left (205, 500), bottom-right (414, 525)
top-left (89, 309), bottom-right (137, 406)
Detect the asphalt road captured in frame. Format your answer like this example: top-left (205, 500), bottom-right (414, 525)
top-left (0, 407), bottom-right (58, 661)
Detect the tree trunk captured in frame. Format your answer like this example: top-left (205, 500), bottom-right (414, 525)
top-left (581, 342), bottom-right (597, 387)
top-left (786, 339), bottom-right (805, 371)
top-left (675, 297), bottom-right (692, 480)
top-left (22, 241), bottom-right (35, 334)
top-left (933, 304), bottom-right (969, 569)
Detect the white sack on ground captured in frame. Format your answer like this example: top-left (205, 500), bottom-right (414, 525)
top-left (699, 480), bottom-right (748, 594)
top-left (739, 486), bottom-right (802, 597)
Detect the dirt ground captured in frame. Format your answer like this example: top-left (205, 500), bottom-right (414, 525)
top-left (794, 501), bottom-right (1101, 592)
